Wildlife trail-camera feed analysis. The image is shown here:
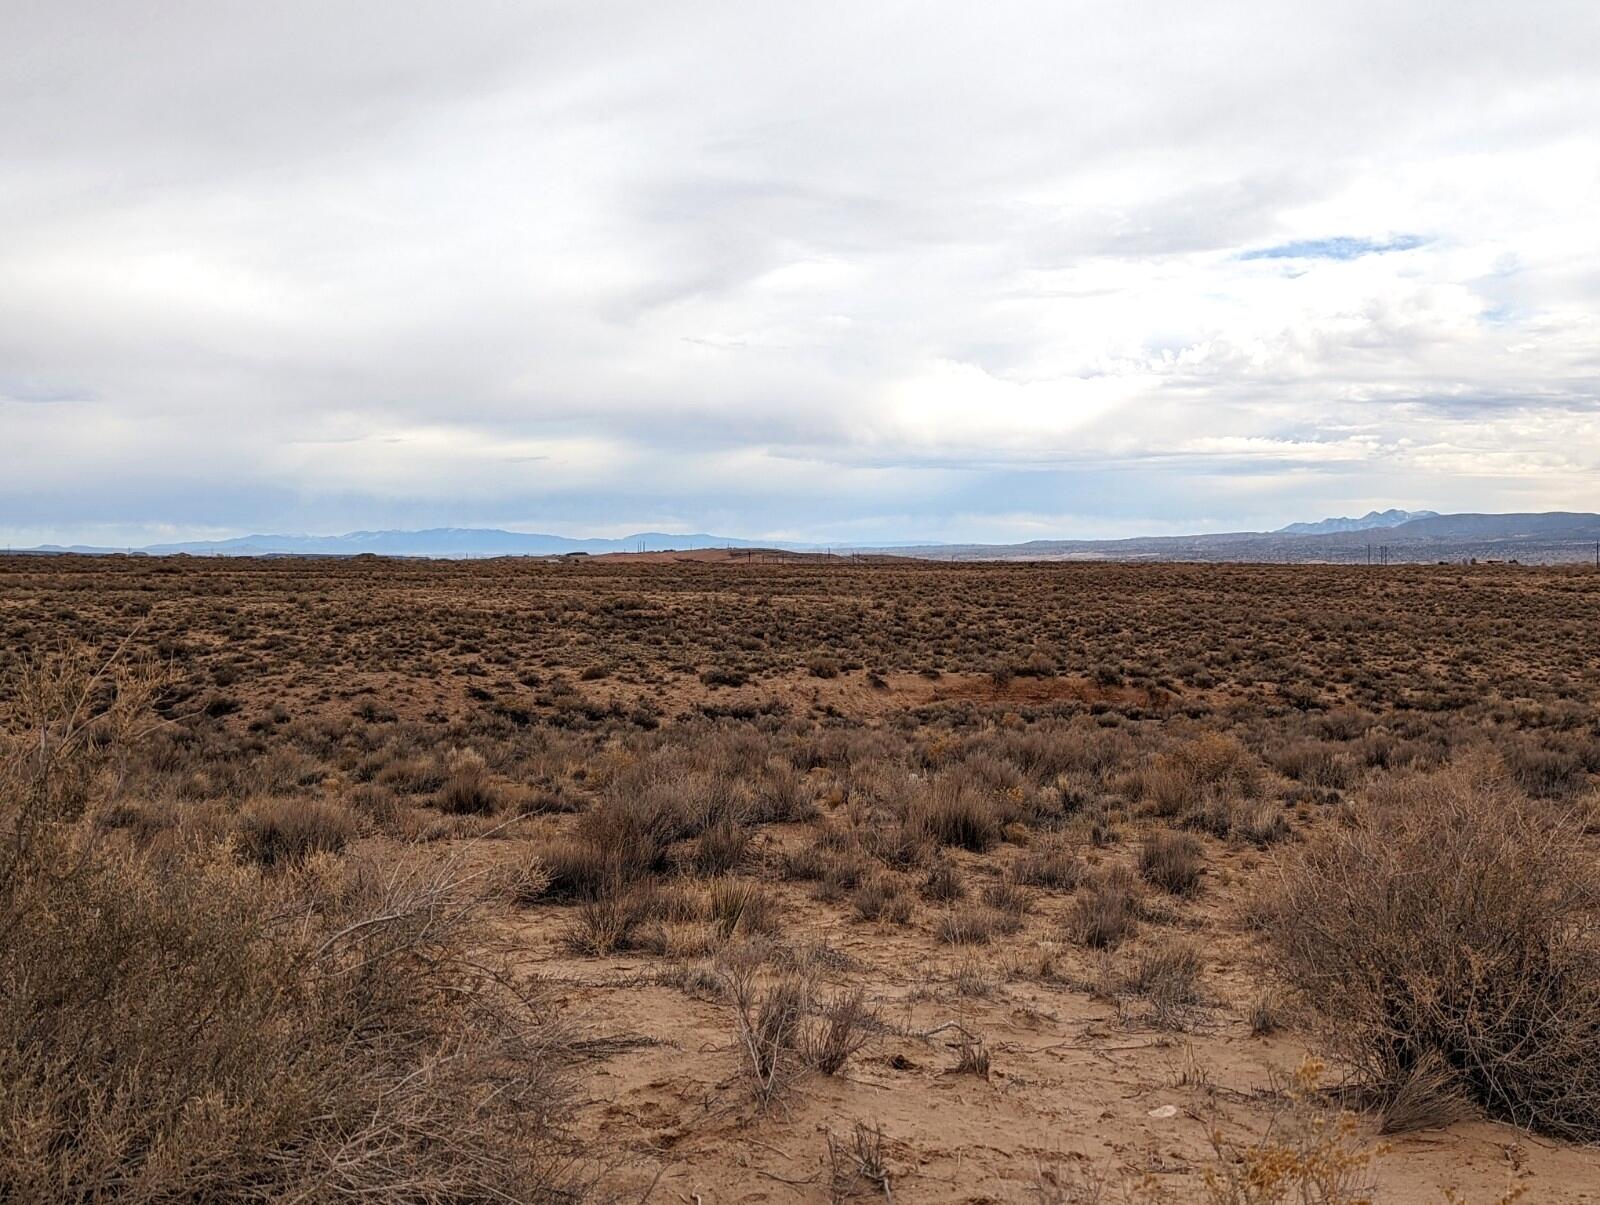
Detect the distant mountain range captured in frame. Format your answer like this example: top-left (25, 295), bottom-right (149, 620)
top-left (15, 511), bottom-right (1600, 564)
top-left (26, 528), bottom-right (770, 558)
top-left (877, 512), bottom-right (1600, 565)
top-left (1276, 508), bottom-right (1438, 535)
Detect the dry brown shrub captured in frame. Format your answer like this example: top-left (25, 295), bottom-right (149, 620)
top-left (935, 905), bottom-right (1013, 945)
top-left (1272, 763), bottom-right (1600, 1139)
top-left (919, 855), bottom-right (966, 902)
top-left (826, 1120), bottom-right (891, 1200)
top-left (690, 815), bottom-right (752, 874)
top-left (860, 815), bottom-right (929, 869)
top-left (1066, 864), bottom-right (1141, 949)
top-left (805, 986), bottom-right (877, 1075)
top-left (851, 876), bottom-right (913, 923)
top-left (1124, 937), bottom-right (1205, 1027)
top-left (907, 777), bottom-right (1001, 852)
top-left (233, 797), bottom-right (357, 866)
top-left (1138, 829), bottom-right (1204, 895)
top-left (436, 746), bottom-right (501, 814)
top-left (1145, 733), bottom-right (1262, 819)
top-left (706, 876), bottom-right (781, 938)
top-left (749, 761), bottom-right (819, 823)
top-left (563, 877), bottom-right (654, 955)
top-left (1008, 837), bottom-right (1084, 890)
top-left (1190, 1058), bottom-right (1384, 1204)
top-left (376, 754), bottom-right (446, 796)
top-left (724, 967), bottom-right (810, 1105)
top-left (982, 879), bottom-right (1033, 917)
top-left (1270, 739), bottom-right (1358, 791)
top-left (1503, 740), bottom-right (1588, 800)
top-left (528, 835), bottom-right (625, 900)
top-left (343, 780), bottom-right (400, 827)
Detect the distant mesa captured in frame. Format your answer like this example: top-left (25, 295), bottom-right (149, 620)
top-left (1276, 509), bottom-right (1439, 535)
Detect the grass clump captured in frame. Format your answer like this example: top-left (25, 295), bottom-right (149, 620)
top-left (234, 797), bottom-right (357, 866)
top-left (1139, 828), bottom-right (1204, 895)
top-left (1066, 864), bottom-right (1141, 950)
top-left (435, 746), bottom-right (501, 814)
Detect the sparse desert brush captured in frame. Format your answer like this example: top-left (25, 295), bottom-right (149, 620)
top-left (806, 654), bottom-right (841, 678)
top-left (805, 986), bottom-right (877, 1074)
top-left (1188, 793), bottom-right (1291, 846)
top-left (1502, 738), bottom-right (1588, 799)
top-left (0, 647), bottom-right (581, 1204)
top-left (816, 852), bottom-right (872, 901)
top-left (724, 968), bottom-right (811, 1105)
top-left (1124, 937), bottom-right (1206, 1026)
top-left (722, 962), bottom-right (878, 1104)
top-left (573, 799), bottom-right (676, 878)
top-left (435, 745), bottom-right (501, 813)
top-left (376, 754), bottom-right (447, 796)
top-left (1067, 864), bottom-right (1141, 949)
top-left (527, 835), bottom-right (624, 900)
top-left (860, 815), bottom-right (930, 869)
top-left (982, 878), bottom-right (1033, 916)
top-left (14, 550), bottom-right (1600, 1197)
top-left (707, 875), bottom-right (782, 938)
top-left (749, 760), bottom-right (820, 823)
top-left (851, 875), bottom-right (913, 923)
top-left (493, 857), bottom-right (554, 905)
top-left (1272, 762), bottom-right (1600, 1139)
top-left (343, 779), bottom-right (400, 826)
top-left (936, 904), bottom-right (1014, 944)
top-left (699, 665), bottom-right (748, 688)
top-left (233, 796), bottom-right (357, 866)
top-left (908, 777), bottom-right (1002, 852)
top-left (702, 813), bottom-right (758, 870)
top-left (1139, 828), bottom-right (1204, 895)
top-left (1269, 738), bottom-right (1358, 791)
top-left (1144, 733), bottom-right (1263, 819)
top-left (1, 841), bottom-right (583, 1203)
top-left (563, 877), bottom-right (656, 954)
top-left (920, 855), bottom-right (966, 901)
top-left (1229, 797), bottom-right (1292, 845)
top-left (1009, 837), bottom-right (1085, 889)
top-left (1186, 1058), bottom-right (1385, 1205)
top-left (826, 1119), bottom-right (892, 1201)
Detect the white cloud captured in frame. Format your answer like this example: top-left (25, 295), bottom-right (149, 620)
top-left (2, 0), bottom-right (1597, 545)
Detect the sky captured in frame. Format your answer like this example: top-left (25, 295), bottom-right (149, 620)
top-left (3, 0), bottom-right (1598, 548)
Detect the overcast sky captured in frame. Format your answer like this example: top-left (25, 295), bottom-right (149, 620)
top-left (4, 1), bottom-right (1598, 546)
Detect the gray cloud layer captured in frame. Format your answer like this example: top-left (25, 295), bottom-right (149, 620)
top-left (4, 0), bottom-right (1598, 545)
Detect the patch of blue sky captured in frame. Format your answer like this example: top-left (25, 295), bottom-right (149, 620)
top-left (1240, 234), bottom-right (1427, 261)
